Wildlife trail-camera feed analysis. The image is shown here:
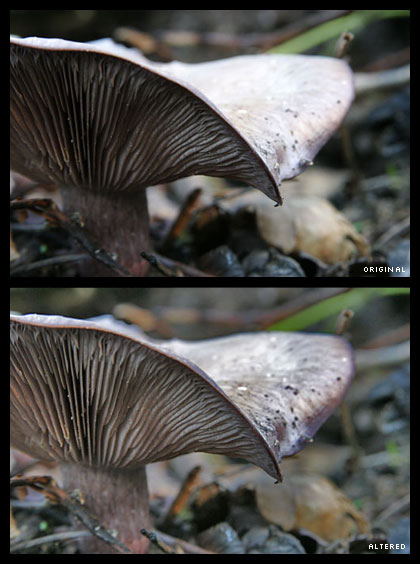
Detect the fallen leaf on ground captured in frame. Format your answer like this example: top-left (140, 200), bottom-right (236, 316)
top-left (255, 472), bottom-right (370, 541)
top-left (255, 195), bottom-right (369, 264)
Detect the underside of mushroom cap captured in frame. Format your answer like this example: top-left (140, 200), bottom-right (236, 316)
top-left (10, 314), bottom-right (282, 478)
top-left (154, 331), bottom-right (355, 460)
top-left (10, 36), bottom-right (354, 205)
top-left (10, 314), bottom-right (354, 481)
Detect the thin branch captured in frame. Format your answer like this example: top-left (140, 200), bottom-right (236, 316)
top-left (143, 251), bottom-right (216, 277)
top-left (355, 341), bottom-right (410, 371)
top-left (160, 188), bottom-right (202, 252)
top-left (355, 64), bottom-right (410, 95)
top-left (334, 31), bottom-right (354, 59)
top-left (334, 308), bottom-right (360, 472)
top-left (360, 323), bottom-right (410, 350)
top-left (335, 309), bottom-right (354, 336)
top-left (10, 531), bottom-right (91, 553)
top-left (10, 253), bottom-right (89, 276)
top-left (373, 216), bottom-right (410, 250)
top-left (374, 492), bottom-right (410, 526)
top-left (161, 466), bottom-right (201, 528)
top-left (140, 529), bottom-right (179, 554)
top-left (141, 528), bottom-right (216, 554)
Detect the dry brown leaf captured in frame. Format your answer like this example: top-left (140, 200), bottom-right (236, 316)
top-left (255, 472), bottom-right (370, 542)
top-left (255, 194), bottom-right (370, 264)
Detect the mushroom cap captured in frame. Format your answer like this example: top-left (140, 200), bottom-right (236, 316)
top-left (10, 313), bottom-right (354, 480)
top-left (10, 36), bottom-right (354, 205)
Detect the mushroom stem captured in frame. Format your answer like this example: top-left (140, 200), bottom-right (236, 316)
top-left (61, 186), bottom-right (150, 276)
top-left (61, 464), bottom-right (151, 554)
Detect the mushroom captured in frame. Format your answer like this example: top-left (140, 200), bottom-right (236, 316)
top-left (10, 37), bottom-right (354, 276)
top-left (10, 313), bottom-right (354, 553)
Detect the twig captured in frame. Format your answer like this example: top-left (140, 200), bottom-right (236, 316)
top-left (360, 323), bottom-right (410, 350)
top-left (373, 216), bottom-right (410, 250)
top-left (10, 253), bottom-right (89, 276)
top-left (334, 31), bottom-right (354, 59)
top-left (160, 188), bottom-right (202, 252)
top-left (360, 444), bottom-right (409, 471)
top-left (140, 529), bottom-right (179, 554)
top-left (374, 492), bottom-right (410, 526)
top-left (355, 64), bottom-right (410, 95)
top-left (156, 530), bottom-right (217, 554)
top-left (361, 46), bottom-right (410, 72)
top-left (114, 27), bottom-right (173, 60)
top-left (334, 308), bottom-right (360, 473)
top-left (10, 531), bottom-right (91, 553)
top-left (140, 251), bottom-right (179, 276)
top-left (141, 529), bottom-right (216, 554)
top-left (360, 173), bottom-right (408, 193)
top-left (340, 400), bottom-right (361, 475)
top-left (161, 466), bottom-right (201, 528)
top-left (355, 341), bottom-right (410, 371)
top-left (339, 123), bottom-right (361, 191)
top-left (10, 475), bottom-right (132, 554)
top-left (113, 303), bottom-right (174, 337)
top-left (335, 309), bottom-right (354, 336)
top-left (143, 251), bottom-right (216, 277)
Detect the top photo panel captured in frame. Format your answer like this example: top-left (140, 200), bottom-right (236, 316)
top-left (10, 10), bottom-right (410, 277)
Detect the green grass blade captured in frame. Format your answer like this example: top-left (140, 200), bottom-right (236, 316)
top-left (268, 10), bottom-right (410, 55)
top-left (269, 287), bottom-right (409, 332)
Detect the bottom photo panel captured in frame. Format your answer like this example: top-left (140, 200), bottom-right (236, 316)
top-left (10, 287), bottom-right (410, 555)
